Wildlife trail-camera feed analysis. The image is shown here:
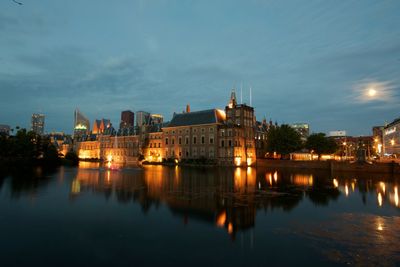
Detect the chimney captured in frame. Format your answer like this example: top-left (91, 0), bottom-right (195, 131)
top-left (186, 104), bottom-right (190, 113)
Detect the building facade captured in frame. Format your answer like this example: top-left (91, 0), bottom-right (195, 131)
top-left (74, 109), bottom-right (90, 138)
top-left (383, 117), bottom-right (400, 157)
top-left (31, 113), bottom-right (45, 135)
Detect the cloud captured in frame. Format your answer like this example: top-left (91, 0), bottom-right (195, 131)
top-left (350, 80), bottom-right (398, 104)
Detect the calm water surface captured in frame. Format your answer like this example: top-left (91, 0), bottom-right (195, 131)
top-left (0, 163), bottom-right (399, 267)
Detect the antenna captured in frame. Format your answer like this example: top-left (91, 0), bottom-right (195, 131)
top-left (250, 86), bottom-right (252, 106)
top-left (240, 82), bottom-right (243, 104)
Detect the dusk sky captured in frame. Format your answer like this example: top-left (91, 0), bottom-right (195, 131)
top-left (1, 0), bottom-right (399, 135)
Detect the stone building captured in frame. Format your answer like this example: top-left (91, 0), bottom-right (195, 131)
top-left (383, 117), bottom-right (400, 157)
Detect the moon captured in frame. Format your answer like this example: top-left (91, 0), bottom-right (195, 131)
top-left (367, 88), bottom-right (377, 97)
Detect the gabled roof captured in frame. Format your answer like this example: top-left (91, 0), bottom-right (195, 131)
top-left (166, 109), bottom-right (225, 127)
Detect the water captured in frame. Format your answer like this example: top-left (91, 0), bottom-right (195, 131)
top-left (0, 163), bottom-right (399, 267)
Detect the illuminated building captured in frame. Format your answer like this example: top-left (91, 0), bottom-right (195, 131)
top-left (162, 107), bottom-right (224, 162)
top-left (290, 123), bottom-right (310, 141)
top-left (220, 90), bottom-right (256, 166)
top-left (150, 114), bottom-right (163, 125)
top-left (31, 113), bottom-right (45, 135)
top-left (383, 117), bottom-right (400, 157)
top-left (93, 118), bottom-right (111, 134)
top-left (372, 126), bottom-right (384, 157)
top-left (74, 109), bottom-right (90, 138)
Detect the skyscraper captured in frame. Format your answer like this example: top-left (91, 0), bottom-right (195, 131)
top-left (120, 110), bottom-right (135, 129)
top-left (31, 113), bottom-right (45, 135)
top-left (136, 111), bottom-right (151, 127)
top-left (74, 109), bottom-right (90, 137)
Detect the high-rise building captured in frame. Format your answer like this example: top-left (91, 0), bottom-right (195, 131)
top-left (150, 114), bottom-right (163, 125)
top-left (291, 123), bottom-right (310, 141)
top-left (31, 113), bottom-right (45, 135)
top-left (120, 110), bottom-right (135, 129)
top-left (382, 117), bottom-right (400, 156)
top-left (136, 111), bottom-right (151, 127)
top-left (74, 109), bottom-right (90, 137)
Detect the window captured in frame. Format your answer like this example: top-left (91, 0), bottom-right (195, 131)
top-left (221, 140), bottom-right (224, 147)
top-left (172, 138), bottom-right (175, 145)
top-left (165, 138), bottom-right (168, 145)
top-left (150, 143), bottom-right (152, 148)
top-left (201, 128), bottom-right (205, 133)
top-left (193, 136), bottom-right (197, 144)
top-left (209, 137), bottom-right (214, 144)
top-left (209, 127), bottom-right (214, 132)
top-left (179, 137), bottom-right (182, 145)
top-left (158, 143), bottom-right (161, 148)
top-left (228, 140), bottom-right (232, 147)
top-left (172, 130), bottom-right (175, 134)
top-left (201, 136), bottom-right (205, 144)
top-left (185, 136), bottom-right (189, 145)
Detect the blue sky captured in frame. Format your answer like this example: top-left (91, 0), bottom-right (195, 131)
top-left (0, 0), bottom-right (399, 135)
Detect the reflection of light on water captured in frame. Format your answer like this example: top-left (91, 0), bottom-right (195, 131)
top-left (266, 173), bottom-right (273, 186)
top-left (107, 161), bottom-right (111, 169)
top-left (380, 182), bottom-right (386, 194)
top-left (228, 223), bottom-right (233, 234)
top-left (293, 174), bottom-right (313, 186)
top-left (333, 179), bottom-right (339, 188)
top-left (216, 211), bottom-right (226, 227)
top-left (107, 170), bottom-right (111, 182)
top-left (351, 181), bottom-right (355, 192)
top-left (378, 192), bottom-right (383, 207)
top-left (273, 171), bottom-right (278, 183)
top-left (345, 185), bottom-right (349, 197)
top-left (71, 180), bottom-right (80, 194)
top-left (376, 217), bottom-right (384, 231)
top-left (395, 187), bottom-right (399, 207)
top-left (258, 182), bottom-right (261, 190)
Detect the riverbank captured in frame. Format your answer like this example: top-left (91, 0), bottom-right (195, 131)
top-left (257, 159), bottom-right (400, 174)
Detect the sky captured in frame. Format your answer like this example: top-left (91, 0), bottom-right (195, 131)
top-left (0, 0), bottom-right (399, 135)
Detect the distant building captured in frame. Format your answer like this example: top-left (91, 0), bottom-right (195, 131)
top-left (120, 110), bottom-right (135, 129)
top-left (31, 113), bottom-right (45, 135)
top-left (290, 123), bottom-right (310, 141)
top-left (136, 111), bottom-right (151, 127)
top-left (74, 109), bottom-right (90, 138)
top-left (382, 117), bottom-right (400, 156)
top-left (328, 130), bottom-right (347, 137)
top-left (93, 119), bottom-right (111, 134)
top-left (372, 126), bottom-right (384, 157)
top-left (150, 114), bottom-right (163, 125)
top-left (0, 124), bottom-right (10, 136)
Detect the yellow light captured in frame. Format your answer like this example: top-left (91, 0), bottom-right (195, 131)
top-left (343, 142), bottom-right (347, 146)
top-left (333, 178), bottom-right (339, 188)
top-left (378, 192), bottom-right (383, 207)
top-left (273, 171), bottom-right (278, 183)
top-left (394, 186), bottom-right (399, 207)
top-left (345, 184), bottom-right (349, 196)
top-left (246, 157), bottom-right (252, 166)
top-left (368, 88), bottom-right (377, 97)
top-left (235, 157), bottom-right (241, 166)
top-left (391, 139), bottom-right (395, 146)
top-left (174, 159), bottom-right (178, 164)
top-left (380, 182), bottom-right (386, 194)
top-left (107, 154), bottom-right (112, 163)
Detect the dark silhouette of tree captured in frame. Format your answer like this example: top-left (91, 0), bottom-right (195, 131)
top-left (305, 133), bottom-right (338, 160)
top-left (266, 124), bottom-right (303, 158)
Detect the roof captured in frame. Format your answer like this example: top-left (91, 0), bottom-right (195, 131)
top-left (166, 109), bottom-right (225, 127)
top-left (385, 117), bottom-right (400, 128)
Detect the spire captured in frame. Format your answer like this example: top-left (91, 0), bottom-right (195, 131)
top-left (228, 88), bottom-right (237, 108)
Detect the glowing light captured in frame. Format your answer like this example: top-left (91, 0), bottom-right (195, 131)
top-left (174, 159), bottom-right (178, 164)
top-left (345, 184), bottom-right (349, 196)
top-left (378, 192), bottom-right (383, 207)
top-left (235, 157), bottom-right (241, 166)
top-left (107, 154), bottom-right (112, 162)
top-left (351, 182), bottom-right (355, 192)
top-left (266, 173), bottom-right (273, 186)
top-left (380, 182), bottom-right (386, 194)
top-left (216, 211), bottom-right (226, 227)
top-left (394, 187), bottom-right (399, 207)
top-left (367, 88), bottom-right (377, 97)
top-left (377, 223), bottom-right (383, 231)
top-left (273, 171), bottom-right (278, 183)
top-left (228, 223), bottom-right (233, 234)
top-left (333, 179), bottom-right (339, 188)
top-left (391, 139), bottom-right (395, 146)
top-left (246, 157), bottom-right (252, 166)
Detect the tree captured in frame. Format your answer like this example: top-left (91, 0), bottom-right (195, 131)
top-left (266, 124), bottom-right (303, 158)
top-left (305, 133), bottom-right (338, 160)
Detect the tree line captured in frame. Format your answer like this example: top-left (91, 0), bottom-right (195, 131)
top-left (265, 124), bottom-right (338, 159)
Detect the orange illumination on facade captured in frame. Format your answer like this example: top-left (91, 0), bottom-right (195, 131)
top-left (228, 223), bottom-right (233, 234)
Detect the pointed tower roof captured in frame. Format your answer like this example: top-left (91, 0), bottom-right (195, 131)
top-left (228, 89), bottom-right (237, 108)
